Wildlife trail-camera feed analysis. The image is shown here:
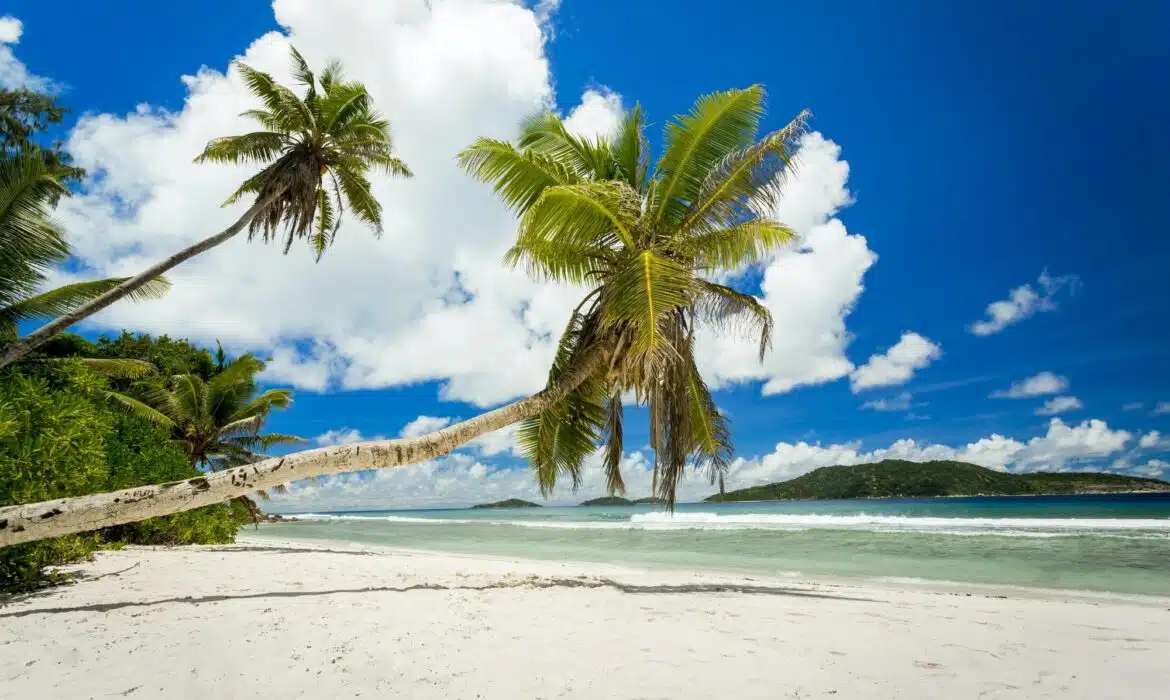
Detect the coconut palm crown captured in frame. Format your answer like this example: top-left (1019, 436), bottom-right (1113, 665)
top-left (195, 46), bottom-right (412, 260)
top-left (459, 86), bottom-right (809, 507)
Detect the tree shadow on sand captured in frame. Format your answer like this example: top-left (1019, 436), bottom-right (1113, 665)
top-left (0, 578), bottom-right (878, 618)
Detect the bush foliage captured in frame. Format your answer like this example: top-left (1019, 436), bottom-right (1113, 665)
top-left (0, 336), bottom-right (252, 593)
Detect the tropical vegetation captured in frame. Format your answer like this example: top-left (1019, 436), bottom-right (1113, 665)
top-left (0, 346), bottom-right (257, 592)
top-left (0, 83), bottom-right (809, 547)
top-left (704, 459), bottom-right (1170, 502)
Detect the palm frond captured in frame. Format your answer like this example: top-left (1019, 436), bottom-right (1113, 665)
top-left (457, 138), bottom-right (579, 213)
top-left (0, 156), bottom-right (70, 306)
top-left (602, 251), bottom-right (694, 357)
top-left (612, 104), bottom-right (650, 191)
top-left (104, 390), bottom-right (176, 428)
top-left (194, 131), bottom-right (287, 166)
top-left (650, 86), bottom-right (765, 229)
top-left (600, 394), bottom-right (626, 496)
top-left (679, 109), bottom-right (810, 235)
top-left (0, 276), bottom-right (170, 327)
top-left (518, 181), bottom-right (641, 250)
top-left (695, 280), bottom-right (774, 361)
top-left (672, 220), bottom-right (795, 271)
top-left (516, 310), bottom-right (608, 495)
top-left (518, 111), bottom-right (617, 179)
top-left (74, 358), bottom-right (157, 379)
top-left (334, 162), bottom-right (382, 234)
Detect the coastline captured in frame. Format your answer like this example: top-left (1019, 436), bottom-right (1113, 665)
top-left (2, 539), bottom-right (1168, 699)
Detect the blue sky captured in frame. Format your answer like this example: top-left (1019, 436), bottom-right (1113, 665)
top-left (3, 0), bottom-right (1168, 509)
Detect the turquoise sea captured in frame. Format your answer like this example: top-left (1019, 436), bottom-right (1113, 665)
top-left (254, 494), bottom-right (1170, 596)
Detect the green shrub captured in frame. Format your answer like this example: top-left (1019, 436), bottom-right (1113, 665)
top-left (0, 363), bottom-right (249, 593)
top-left (100, 415), bottom-right (250, 546)
top-left (0, 368), bottom-right (111, 592)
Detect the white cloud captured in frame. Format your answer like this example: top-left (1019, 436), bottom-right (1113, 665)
top-left (991, 371), bottom-right (1068, 399)
top-left (1153, 402), bottom-right (1170, 416)
top-left (561, 88), bottom-right (623, 139)
top-left (1122, 402), bottom-right (1144, 411)
top-left (0, 16), bottom-right (53, 91)
top-left (466, 421), bottom-right (523, 457)
top-left (861, 392), bottom-right (915, 412)
top-left (848, 332), bottom-right (941, 392)
top-left (270, 417), bottom-right (1138, 511)
top-left (968, 270), bottom-right (1079, 336)
top-left (51, 0), bottom-right (598, 409)
top-left (1130, 459), bottom-right (1168, 478)
top-left (314, 428), bottom-right (368, 447)
top-left (695, 133), bottom-right (877, 396)
top-left (50, 3), bottom-right (885, 409)
top-left (1035, 395), bottom-right (1082, 416)
top-left (1139, 431), bottom-right (1170, 450)
top-left (399, 415), bottom-right (452, 438)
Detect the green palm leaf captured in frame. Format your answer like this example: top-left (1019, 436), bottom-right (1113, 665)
top-left (650, 86), bottom-right (764, 228)
top-left (457, 138), bottom-right (579, 213)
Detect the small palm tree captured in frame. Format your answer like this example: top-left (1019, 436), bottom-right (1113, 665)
top-left (125, 354), bottom-right (305, 472)
top-left (0, 47), bottom-right (411, 368)
top-left (459, 87), bottom-right (809, 505)
top-left (0, 156), bottom-right (169, 348)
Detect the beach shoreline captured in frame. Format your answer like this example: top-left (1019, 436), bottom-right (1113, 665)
top-left (3, 538), bottom-right (1168, 699)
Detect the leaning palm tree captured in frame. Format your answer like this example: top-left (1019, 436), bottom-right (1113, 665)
top-left (0, 86), bottom-right (809, 547)
top-left (0, 46), bottom-right (411, 369)
top-left (0, 155), bottom-right (170, 352)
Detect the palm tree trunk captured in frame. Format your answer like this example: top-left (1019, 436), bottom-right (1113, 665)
top-left (0, 194), bottom-right (278, 370)
top-left (0, 352), bottom-right (603, 547)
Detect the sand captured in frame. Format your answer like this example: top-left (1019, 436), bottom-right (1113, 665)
top-left (2, 538), bottom-right (1168, 699)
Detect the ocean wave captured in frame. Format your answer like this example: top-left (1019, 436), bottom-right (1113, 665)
top-left (290, 511), bottom-right (1170, 536)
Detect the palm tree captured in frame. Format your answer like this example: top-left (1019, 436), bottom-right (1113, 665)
top-left (0, 156), bottom-right (170, 352)
top-left (0, 87), bottom-right (809, 546)
top-left (460, 89), bottom-right (808, 505)
top-left (0, 46), bottom-right (411, 369)
top-left (123, 354), bottom-right (304, 471)
top-left (116, 353), bottom-right (305, 520)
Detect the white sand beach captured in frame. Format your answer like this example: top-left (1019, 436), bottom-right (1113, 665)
top-left (2, 538), bottom-right (1168, 699)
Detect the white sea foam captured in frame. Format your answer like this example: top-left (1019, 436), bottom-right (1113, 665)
top-left (289, 511), bottom-right (1170, 536)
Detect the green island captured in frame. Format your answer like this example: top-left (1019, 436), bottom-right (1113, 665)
top-left (704, 459), bottom-right (1170, 502)
top-left (579, 496), bottom-right (667, 506)
top-left (471, 499), bottom-right (543, 509)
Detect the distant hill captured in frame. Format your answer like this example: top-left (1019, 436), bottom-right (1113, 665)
top-left (471, 498), bottom-right (542, 509)
top-left (579, 496), bottom-right (667, 506)
top-left (705, 459), bottom-right (1170, 502)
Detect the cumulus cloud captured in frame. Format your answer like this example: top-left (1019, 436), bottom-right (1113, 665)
top-left (1035, 395), bottom-right (1082, 416)
top-left (849, 332), bottom-right (941, 392)
top-left (0, 16), bottom-right (53, 91)
top-left (1139, 431), bottom-right (1170, 450)
top-left (991, 371), bottom-right (1068, 399)
top-left (861, 392), bottom-right (916, 412)
top-left (48, 2), bottom-right (887, 409)
top-left (1130, 459), bottom-right (1168, 478)
top-left (968, 270), bottom-right (1080, 336)
top-left (399, 415), bottom-right (452, 438)
top-left (695, 133), bottom-right (878, 396)
top-left (50, 0), bottom-right (598, 408)
top-left (269, 417), bottom-right (1138, 511)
